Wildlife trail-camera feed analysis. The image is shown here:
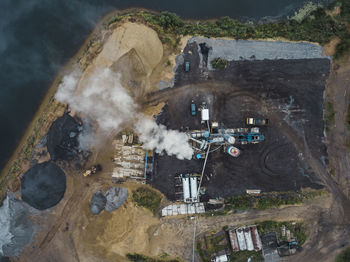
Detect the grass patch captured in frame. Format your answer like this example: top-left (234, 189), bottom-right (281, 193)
top-left (211, 58), bottom-right (229, 69)
top-left (196, 232), bottom-right (228, 262)
top-left (230, 250), bottom-right (264, 262)
top-left (335, 247), bottom-right (350, 262)
top-left (132, 187), bottom-right (162, 215)
top-left (258, 221), bottom-right (307, 245)
top-left (126, 253), bottom-right (180, 262)
top-left (224, 190), bottom-right (325, 211)
top-left (325, 101), bottom-right (335, 130)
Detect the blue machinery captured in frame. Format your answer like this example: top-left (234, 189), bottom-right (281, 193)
top-left (144, 150), bottom-right (154, 181)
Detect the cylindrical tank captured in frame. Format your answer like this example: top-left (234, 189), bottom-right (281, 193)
top-left (195, 153), bottom-right (203, 159)
top-left (225, 135), bottom-right (236, 144)
top-left (226, 146), bottom-right (240, 157)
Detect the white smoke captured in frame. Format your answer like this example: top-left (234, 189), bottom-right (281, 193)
top-left (55, 67), bottom-right (193, 160)
top-left (136, 117), bottom-right (193, 160)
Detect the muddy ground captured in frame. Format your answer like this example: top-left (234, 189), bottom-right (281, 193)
top-left (151, 40), bottom-right (330, 200)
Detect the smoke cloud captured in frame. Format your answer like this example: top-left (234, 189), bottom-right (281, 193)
top-left (55, 67), bottom-right (193, 160)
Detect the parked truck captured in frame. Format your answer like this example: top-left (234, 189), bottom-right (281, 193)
top-left (246, 117), bottom-right (269, 126)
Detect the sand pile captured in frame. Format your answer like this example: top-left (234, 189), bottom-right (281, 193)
top-left (21, 162), bottom-right (66, 210)
top-left (78, 22), bottom-right (163, 95)
top-left (0, 192), bottom-right (34, 257)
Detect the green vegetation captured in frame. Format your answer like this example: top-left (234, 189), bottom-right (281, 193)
top-left (126, 253), bottom-right (180, 262)
top-left (224, 190), bottom-right (326, 211)
top-left (230, 250), bottom-right (264, 262)
top-left (335, 247), bottom-right (350, 262)
top-left (106, 15), bottom-right (122, 27)
top-left (132, 187), bottom-right (162, 215)
top-left (258, 221), bottom-right (307, 245)
top-left (196, 232), bottom-right (228, 262)
top-left (106, 1), bottom-right (350, 59)
top-left (211, 58), bottom-right (229, 69)
top-left (325, 101), bottom-right (335, 130)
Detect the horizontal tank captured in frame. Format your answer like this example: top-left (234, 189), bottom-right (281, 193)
top-left (226, 146), bottom-right (240, 157)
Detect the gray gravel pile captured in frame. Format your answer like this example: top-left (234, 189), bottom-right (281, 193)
top-left (90, 187), bottom-right (128, 214)
top-left (0, 192), bottom-right (35, 257)
top-left (90, 191), bottom-right (107, 215)
top-left (189, 37), bottom-right (329, 70)
top-left (104, 187), bottom-right (128, 212)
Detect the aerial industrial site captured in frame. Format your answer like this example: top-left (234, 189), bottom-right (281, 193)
top-left (1, 7), bottom-right (350, 262)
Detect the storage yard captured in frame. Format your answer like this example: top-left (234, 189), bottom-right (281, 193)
top-left (151, 38), bottom-right (329, 201)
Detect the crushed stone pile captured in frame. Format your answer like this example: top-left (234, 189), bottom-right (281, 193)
top-left (90, 191), bottom-right (107, 215)
top-left (90, 187), bottom-right (128, 214)
top-left (21, 161), bottom-right (66, 210)
top-left (104, 187), bottom-right (128, 212)
top-left (0, 192), bottom-right (35, 257)
top-left (189, 37), bottom-right (329, 70)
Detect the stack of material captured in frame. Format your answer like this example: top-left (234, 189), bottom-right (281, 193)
top-left (161, 203), bottom-right (205, 216)
top-left (90, 187), bottom-right (128, 215)
top-left (47, 113), bottom-right (81, 161)
top-left (0, 193), bottom-right (35, 257)
top-left (104, 187), bottom-right (128, 212)
top-left (21, 161), bottom-right (66, 210)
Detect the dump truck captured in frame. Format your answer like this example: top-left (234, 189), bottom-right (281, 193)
top-left (246, 117), bottom-right (269, 126)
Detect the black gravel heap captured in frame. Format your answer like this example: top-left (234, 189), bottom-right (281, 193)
top-left (47, 113), bottom-right (80, 161)
top-left (21, 162), bottom-right (66, 210)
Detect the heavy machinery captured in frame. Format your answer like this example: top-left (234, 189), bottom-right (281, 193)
top-left (83, 164), bottom-right (102, 177)
top-left (246, 117), bottom-right (269, 126)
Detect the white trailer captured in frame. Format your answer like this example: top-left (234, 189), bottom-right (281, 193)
top-left (182, 177), bottom-right (190, 202)
top-left (190, 177), bottom-right (198, 202)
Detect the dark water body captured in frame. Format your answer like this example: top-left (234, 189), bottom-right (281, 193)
top-left (0, 0), bottom-right (330, 171)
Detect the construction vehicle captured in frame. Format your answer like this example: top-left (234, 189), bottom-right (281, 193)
top-left (83, 164), bottom-right (102, 177)
top-left (246, 117), bottom-right (269, 126)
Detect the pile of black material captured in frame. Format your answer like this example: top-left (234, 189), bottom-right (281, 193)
top-left (90, 187), bottom-right (128, 215)
top-left (90, 191), bottom-right (107, 215)
top-left (47, 113), bottom-right (81, 161)
top-left (21, 162), bottom-right (66, 210)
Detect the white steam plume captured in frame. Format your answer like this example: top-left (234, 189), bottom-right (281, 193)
top-left (55, 67), bottom-right (193, 160)
top-left (136, 117), bottom-right (193, 160)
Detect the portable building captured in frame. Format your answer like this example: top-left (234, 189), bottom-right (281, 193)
top-left (236, 228), bottom-right (247, 250)
top-left (244, 227), bottom-right (254, 251)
